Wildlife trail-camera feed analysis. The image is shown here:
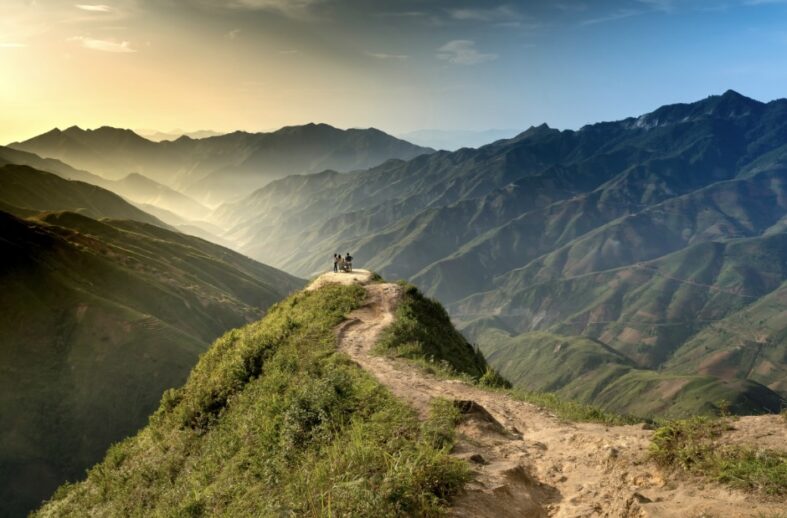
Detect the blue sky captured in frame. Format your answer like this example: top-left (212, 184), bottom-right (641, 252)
top-left (2, 0), bottom-right (787, 141)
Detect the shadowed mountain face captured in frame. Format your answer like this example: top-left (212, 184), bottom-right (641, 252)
top-left (213, 90), bottom-right (787, 417)
top-left (10, 123), bottom-right (433, 205)
top-left (0, 207), bottom-right (302, 518)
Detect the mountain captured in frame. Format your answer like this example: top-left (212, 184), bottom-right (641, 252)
top-left (109, 173), bottom-right (210, 221)
top-left (398, 128), bottom-right (520, 150)
top-left (10, 124), bottom-right (434, 205)
top-left (0, 210), bottom-right (302, 518)
top-left (31, 274), bottom-right (485, 517)
top-left (0, 164), bottom-right (168, 227)
top-left (32, 271), bottom-right (787, 517)
top-left (0, 144), bottom-right (105, 185)
top-left (1, 144), bottom-right (216, 226)
top-left (212, 90), bottom-right (787, 417)
top-left (136, 129), bottom-right (225, 142)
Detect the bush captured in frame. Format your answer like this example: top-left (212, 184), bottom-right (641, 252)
top-left (650, 417), bottom-right (787, 495)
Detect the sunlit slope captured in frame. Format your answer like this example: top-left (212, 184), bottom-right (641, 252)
top-left (34, 283), bottom-right (469, 517)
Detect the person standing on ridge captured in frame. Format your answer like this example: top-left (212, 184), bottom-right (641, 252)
top-left (337, 254), bottom-right (346, 273)
top-left (345, 252), bottom-right (353, 272)
top-left (333, 253), bottom-right (339, 273)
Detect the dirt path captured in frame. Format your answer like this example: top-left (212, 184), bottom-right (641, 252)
top-left (311, 271), bottom-right (786, 517)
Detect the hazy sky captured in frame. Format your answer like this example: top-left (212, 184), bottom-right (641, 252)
top-left (3, 0), bottom-right (787, 143)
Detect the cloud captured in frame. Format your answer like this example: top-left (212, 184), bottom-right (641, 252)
top-left (75, 4), bottom-right (113, 12)
top-left (226, 28), bottom-right (241, 39)
top-left (68, 36), bottom-right (136, 52)
top-left (437, 40), bottom-right (497, 65)
top-left (205, 0), bottom-right (323, 18)
top-left (636, 0), bottom-right (675, 12)
top-left (580, 9), bottom-right (643, 25)
top-left (377, 11), bottom-right (427, 18)
top-left (365, 51), bottom-right (408, 60)
top-left (449, 4), bottom-right (521, 22)
top-left (0, 42), bottom-right (27, 48)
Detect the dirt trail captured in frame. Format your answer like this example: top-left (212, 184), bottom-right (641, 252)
top-left (310, 271), bottom-right (786, 517)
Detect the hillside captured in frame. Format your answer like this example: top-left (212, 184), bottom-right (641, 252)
top-left (0, 146), bottom-right (213, 225)
top-left (211, 91), bottom-right (787, 417)
top-left (35, 271), bottom-right (786, 517)
top-left (10, 124), bottom-right (433, 204)
top-left (0, 210), bottom-right (302, 518)
top-left (0, 164), bottom-right (168, 228)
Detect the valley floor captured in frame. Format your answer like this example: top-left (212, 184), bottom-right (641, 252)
top-left (314, 270), bottom-right (787, 517)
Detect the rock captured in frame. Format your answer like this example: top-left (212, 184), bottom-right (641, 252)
top-left (632, 492), bottom-right (652, 503)
top-left (470, 453), bottom-right (488, 465)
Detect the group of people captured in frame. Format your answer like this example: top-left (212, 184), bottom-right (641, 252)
top-left (333, 253), bottom-right (353, 273)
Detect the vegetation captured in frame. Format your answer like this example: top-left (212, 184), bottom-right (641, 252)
top-left (0, 163), bottom-right (166, 226)
top-left (207, 91), bottom-right (787, 420)
top-left (510, 390), bottom-right (641, 426)
top-left (0, 210), bottom-right (302, 518)
top-left (375, 282), bottom-right (508, 387)
top-left (37, 284), bottom-right (468, 517)
top-left (465, 328), bottom-right (783, 420)
top-left (650, 417), bottom-right (787, 495)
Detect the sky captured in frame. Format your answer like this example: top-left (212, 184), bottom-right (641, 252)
top-left (3, 0), bottom-right (787, 143)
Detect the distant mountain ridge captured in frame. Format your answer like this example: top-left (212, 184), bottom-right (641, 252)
top-left (10, 123), bottom-right (434, 205)
top-left (212, 90), bottom-right (787, 418)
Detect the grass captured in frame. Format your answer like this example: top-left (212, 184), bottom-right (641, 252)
top-left (650, 417), bottom-right (787, 496)
top-left (375, 282), bottom-right (509, 387)
top-left (37, 283), bottom-right (468, 517)
top-left (374, 283), bottom-right (639, 426)
top-left (510, 390), bottom-right (642, 426)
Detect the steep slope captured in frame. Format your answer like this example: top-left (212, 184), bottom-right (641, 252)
top-left (0, 147), bottom-right (211, 224)
top-left (0, 144), bottom-right (104, 185)
top-left (35, 271), bottom-right (786, 517)
top-left (109, 172), bottom-right (210, 221)
top-left (0, 210), bottom-right (302, 518)
top-left (34, 278), bottom-right (472, 517)
top-left (0, 164), bottom-right (168, 228)
top-left (11, 124), bottom-right (433, 204)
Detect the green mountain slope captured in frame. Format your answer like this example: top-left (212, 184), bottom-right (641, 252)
top-left (33, 282), bottom-right (469, 517)
top-left (0, 164), bottom-right (168, 228)
top-left (0, 147), bottom-right (212, 224)
top-left (210, 91), bottom-right (787, 418)
top-left (0, 210), bottom-right (302, 518)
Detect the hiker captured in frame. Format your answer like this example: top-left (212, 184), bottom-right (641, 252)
top-left (333, 254), bottom-right (338, 273)
top-left (345, 252), bottom-right (353, 273)
top-left (337, 254), bottom-right (346, 273)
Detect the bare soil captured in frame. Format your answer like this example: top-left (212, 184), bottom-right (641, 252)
top-left (311, 270), bottom-right (787, 517)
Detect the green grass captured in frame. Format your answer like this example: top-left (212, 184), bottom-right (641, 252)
top-left (37, 284), bottom-right (468, 517)
top-left (375, 283), bottom-right (638, 426)
top-left (510, 390), bottom-right (642, 426)
top-left (650, 417), bottom-right (787, 495)
top-left (375, 282), bottom-right (508, 387)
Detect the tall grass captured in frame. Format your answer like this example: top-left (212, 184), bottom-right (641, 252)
top-left (37, 284), bottom-right (468, 517)
top-left (650, 417), bottom-right (787, 495)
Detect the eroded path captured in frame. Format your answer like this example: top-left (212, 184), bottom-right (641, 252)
top-left (311, 271), bottom-right (786, 517)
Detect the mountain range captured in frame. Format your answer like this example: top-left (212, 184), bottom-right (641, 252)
top-left (398, 128), bottom-right (520, 150)
top-left (10, 124), bottom-right (433, 206)
top-left (211, 90), bottom-right (787, 417)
